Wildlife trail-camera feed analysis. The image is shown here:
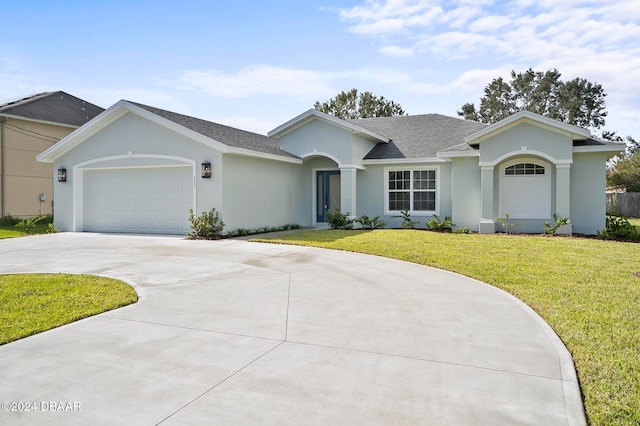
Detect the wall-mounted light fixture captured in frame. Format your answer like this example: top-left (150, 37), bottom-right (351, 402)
top-left (201, 161), bottom-right (211, 178)
top-left (58, 167), bottom-right (67, 182)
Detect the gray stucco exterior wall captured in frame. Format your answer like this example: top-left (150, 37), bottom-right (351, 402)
top-left (221, 154), bottom-right (307, 231)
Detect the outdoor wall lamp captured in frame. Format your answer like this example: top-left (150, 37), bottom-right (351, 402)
top-left (201, 161), bottom-right (211, 178)
top-left (58, 167), bottom-right (67, 182)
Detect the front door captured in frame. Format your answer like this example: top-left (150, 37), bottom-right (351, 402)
top-left (316, 171), bottom-right (341, 222)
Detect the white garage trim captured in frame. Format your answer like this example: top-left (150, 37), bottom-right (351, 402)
top-left (72, 154), bottom-right (196, 232)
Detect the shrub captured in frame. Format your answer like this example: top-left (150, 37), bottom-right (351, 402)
top-left (543, 214), bottom-right (570, 235)
top-left (0, 214), bottom-right (20, 226)
top-left (226, 224), bottom-right (302, 238)
top-left (327, 208), bottom-right (354, 230)
top-left (46, 223), bottom-right (58, 234)
top-left (187, 208), bottom-right (225, 239)
top-left (15, 214), bottom-right (46, 235)
top-left (393, 210), bottom-right (416, 229)
top-left (426, 215), bottom-right (455, 232)
top-left (597, 215), bottom-right (639, 240)
top-left (357, 215), bottom-right (386, 229)
top-left (453, 227), bottom-right (472, 234)
top-left (496, 213), bottom-right (523, 234)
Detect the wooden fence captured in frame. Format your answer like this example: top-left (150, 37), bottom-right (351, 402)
top-left (607, 192), bottom-right (640, 217)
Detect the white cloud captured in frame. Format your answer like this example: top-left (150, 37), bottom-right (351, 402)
top-left (340, 0), bottom-right (444, 36)
top-left (337, 0), bottom-right (640, 135)
top-left (178, 66), bottom-right (336, 99)
top-left (379, 45), bottom-right (415, 57)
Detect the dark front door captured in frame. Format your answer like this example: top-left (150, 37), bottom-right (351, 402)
top-left (316, 171), bottom-right (341, 222)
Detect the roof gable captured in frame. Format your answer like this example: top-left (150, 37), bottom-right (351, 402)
top-left (38, 100), bottom-right (299, 163)
top-left (0, 91), bottom-right (103, 127)
top-left (268, 109), bottom-right (390, 143)
top-left (465, 110), bottom-right (591, 145)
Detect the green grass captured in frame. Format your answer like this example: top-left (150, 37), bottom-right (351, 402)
top-left (0, 274), bottom-right (138, 345)
top-left (253, 230), bottom-right (640, 425)
top-left (0, 222), bottom-right (51, 238)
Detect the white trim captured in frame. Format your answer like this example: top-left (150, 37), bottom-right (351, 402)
top-left (71, 154), bottom-right (196, 232)
top-left (479, 148), bottom-right (572, 167)
top-left (226, 146), bottom-right (302, 164)
top-left (437, 151), bottom-right (480, 159)
top-left (383, 166), bottom-right (440, 217)
top-left (465, 110), bottom-right (591, 145)
top-left (363, 157), bottom-right (446, 165)
top-left (556, 163), bottom-right (572, 169)
top-left (573, 144), bottom-right (625, 153)
top-left (268, 109), bottom-right (390, 143)
top-left (0, 113), bottom-right (79, 129)
top-left (340, 164), bottom-right (366, 170)
top-left (300, 151), bottom-right (343, 167)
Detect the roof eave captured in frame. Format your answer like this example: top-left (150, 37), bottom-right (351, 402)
top-left (363, 157), bottom-right (447, 165)
top-left (573, 144), bottom-right (626, 153)
top-left (0, 112), bottom-right (79, 129)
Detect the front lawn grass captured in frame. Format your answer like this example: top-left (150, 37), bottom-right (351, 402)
top-left (253, 230), bottom-right (640, 425)
top-left (0, 274), bottom-right (138, 345)
top-left (0, 223), bottom-right (50, 238)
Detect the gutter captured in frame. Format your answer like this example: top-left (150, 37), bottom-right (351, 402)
top-left (0, 116), bottom-right (5, 218)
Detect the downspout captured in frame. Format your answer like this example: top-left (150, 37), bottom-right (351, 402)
top-left (0, 116), bottom-right (5, 219)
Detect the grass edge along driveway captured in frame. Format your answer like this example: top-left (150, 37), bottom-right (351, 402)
top-left (253, 230), bottom-right (640, 426)
top-left (1, 273), bottom-right (138, 345)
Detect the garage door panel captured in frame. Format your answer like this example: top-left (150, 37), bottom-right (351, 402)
top-left (83, 167), bottom-right (192, 234)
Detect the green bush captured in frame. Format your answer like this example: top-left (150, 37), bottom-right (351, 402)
top-left (426, 215), bottom-right (454, 232)
top-left (543, 214), bottom-right (570, 235)
top-left (187, 208), bottom-right (225, 239)
top-left (357, 215), bottom-right (386, 229)
top-left (227, 223), bottom-right (302, 238)
top-left (496, 213), bottom-right (523, 234)
top-left (326, 208), bottom-right (354, 230)
top-left (597, 215), bottom-right (639, 240)
top-left (15, 214), bottom-right (46, 235)
top-left (0, 215), bottom-right (20, 226)
top-left (393, 210), bottom-right (416, 229)
top-left (453, 227), bottom-right (472, 234)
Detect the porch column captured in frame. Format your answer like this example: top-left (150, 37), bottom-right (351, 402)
top-left (479, 166), bottom-right (495, 233)
top-left (555, 164), bottom-right (572, 235)
top-left (340, 167), bottom-right (357, 217)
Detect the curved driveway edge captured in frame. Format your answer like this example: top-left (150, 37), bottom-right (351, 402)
top-left (0, 233), bottom-right (586, 425)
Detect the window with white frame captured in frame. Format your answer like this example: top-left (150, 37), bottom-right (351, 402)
top-left (386, 168), bottom-right (437, 214)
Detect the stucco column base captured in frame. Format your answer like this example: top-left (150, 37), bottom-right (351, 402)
top-left (479, 220), bottom-right (495, 234)
top-left (555, 223), bottom-right (572, 236)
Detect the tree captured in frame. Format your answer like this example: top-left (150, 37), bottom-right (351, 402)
top-left (607, 135), bottom-right (640, 191)
top-left (314, 88), bottom-right (406, 119)
top-left (458, 68), bottom-right (607, 129)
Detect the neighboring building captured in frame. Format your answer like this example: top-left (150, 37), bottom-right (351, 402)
top-left (0, 92), bottom-right (103, 218)
top-left (37, 100), bottom-right (624, 235)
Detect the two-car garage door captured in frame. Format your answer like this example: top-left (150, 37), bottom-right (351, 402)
top-left (82, 167), bottom-right (193, 234)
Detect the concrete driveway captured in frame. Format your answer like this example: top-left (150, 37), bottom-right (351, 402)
top-left (0, 233), bottom-right (585, 425)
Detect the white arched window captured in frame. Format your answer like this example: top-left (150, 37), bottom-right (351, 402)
top-left (499, 159), bottom-right (551, 219)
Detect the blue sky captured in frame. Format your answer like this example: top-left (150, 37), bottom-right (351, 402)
top-left (1, 0), bottom-right (639, 139)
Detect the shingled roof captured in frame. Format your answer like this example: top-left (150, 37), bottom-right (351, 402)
top-left (351, 114), bottom-right (487, 159)
top-left (131, 102), bottom-right (298, 159)
top-left (0, 91), bottom-right (103, 126)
